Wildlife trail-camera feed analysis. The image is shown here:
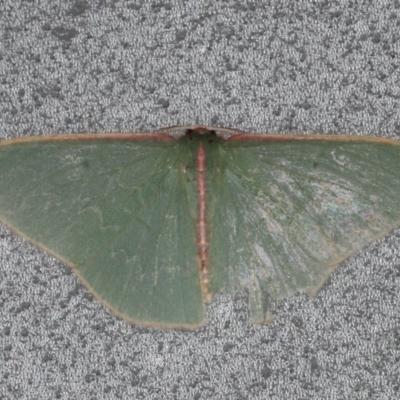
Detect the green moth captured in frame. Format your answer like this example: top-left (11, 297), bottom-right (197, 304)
top-left (0, 126), bottom-right (400, 329)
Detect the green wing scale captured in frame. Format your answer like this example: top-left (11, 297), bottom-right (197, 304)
top-left (1, 128), bottom-right (400, 328)
top-left (0, 134), bottom-right (202, 328)
top-left (207, 135), bottom-right (400, 323)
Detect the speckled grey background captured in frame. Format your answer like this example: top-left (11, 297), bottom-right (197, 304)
top-left (0, 1), bottom-right (399, 399)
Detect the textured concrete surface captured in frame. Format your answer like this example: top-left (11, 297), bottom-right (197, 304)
top-left (0, 1), bottom-right (399, 399)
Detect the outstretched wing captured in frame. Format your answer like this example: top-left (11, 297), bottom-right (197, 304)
top-left (207, 135), bottom-right (400, 323)
top-left (0, 134), bottom-right (203, 328)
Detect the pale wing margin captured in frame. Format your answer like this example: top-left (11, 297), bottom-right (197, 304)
top-left (0, 137), bottom-right (203, 328)
top-left (208, 137), bottom-right (400, 323)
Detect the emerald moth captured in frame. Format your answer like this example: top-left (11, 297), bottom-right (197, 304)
top-left (1, 126), bottom-right (400, 329)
